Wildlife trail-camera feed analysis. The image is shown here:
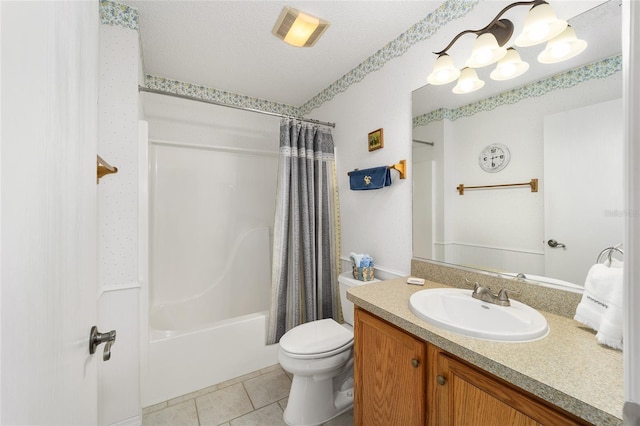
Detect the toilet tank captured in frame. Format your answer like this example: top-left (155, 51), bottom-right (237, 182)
top-left (338, 271), bottom-right (380, 326)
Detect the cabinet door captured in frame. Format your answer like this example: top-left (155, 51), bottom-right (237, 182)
top-left (354, 308), bottom-right (426, 426)
top-left (430, 346), bottom-right (584, 426)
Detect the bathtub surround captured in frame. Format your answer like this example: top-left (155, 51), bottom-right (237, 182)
top-left (268, 120), bottom-right (342, 344)
top-left (142, 106), bottom-right (281, 406)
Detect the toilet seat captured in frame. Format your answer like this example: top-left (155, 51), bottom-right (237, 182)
top-left (280, 318), bottom-right (353, 360)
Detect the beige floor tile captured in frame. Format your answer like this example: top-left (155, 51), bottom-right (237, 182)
top-left (196, 382), bottom-right (254, 425)
top-left (243, 369), bottom-right (292, 409)
top-left (168, 383), bottom-right (219, 407)
top-left (277, 397), bottom-right (288, 411)
top-left (259, 364), bottom-right (282, 375)
top-left (322, 408), bottom-right (354, 426)
top-left (229, 402), bottom-right (287, 426)
top-left (142, 400), bottom-right (198, 426)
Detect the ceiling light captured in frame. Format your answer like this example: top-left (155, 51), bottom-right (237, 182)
top-left (427, 54), bottom-right (460, 85)
top-left (466, 33), bottom-right (507, 68)
top-left (490, 48), bottom-right (529, 81)
top-left (272, 6), bottom-right (329, 48)
top-left (537, 26), bottom-right (587, 64)
top-left (515, 3), bottom-right (567, 47)
top-left (453, 68), bottom-right (484, 94)
top-left (427, 1), bottom-right (583, 94)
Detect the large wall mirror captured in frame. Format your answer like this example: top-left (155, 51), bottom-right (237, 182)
top-left (412, 0), bottom-right (622, 288)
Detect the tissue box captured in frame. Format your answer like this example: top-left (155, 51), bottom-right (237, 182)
top-left (351, 261), bottom-right (374, 281)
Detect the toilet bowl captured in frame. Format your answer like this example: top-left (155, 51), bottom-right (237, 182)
top-left (278, 271), bottom-right (379, 426)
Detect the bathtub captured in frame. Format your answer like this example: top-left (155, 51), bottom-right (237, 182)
top-left (142, 226), bottom-right (280, 406)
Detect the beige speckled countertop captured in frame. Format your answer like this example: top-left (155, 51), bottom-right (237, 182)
top-left (347, 277), bottom-right (623, 425)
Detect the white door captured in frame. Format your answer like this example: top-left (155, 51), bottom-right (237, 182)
top-left (1, 2), bottom-right (100, 424)
top-left (543, 98), bottom-right (624, 286)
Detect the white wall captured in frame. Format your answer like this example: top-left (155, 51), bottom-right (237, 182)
top-left (98, 23), bottom-right (141, 426)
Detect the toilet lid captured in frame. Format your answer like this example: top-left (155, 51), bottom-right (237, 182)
top-left (279, 318), bottom-right (353, 356)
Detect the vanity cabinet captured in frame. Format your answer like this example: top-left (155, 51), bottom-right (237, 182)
top-left (354, 306), bottom-right (426, 425)
top-left (354, 308), bottom-right (589, 426)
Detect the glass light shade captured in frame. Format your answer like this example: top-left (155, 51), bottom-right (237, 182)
top-left (465, 33), bottom-right (507, 68)
top-left (490, 48), bottom-right (530, 81)
top-left (452, 68), bottom-right (485, 94)
top-left (538, 26), bottom-right (587, 64)
top-left (283, 12), bottom-right (320, 47)
top-left (515, 3), bottom-right (567, 47)
top-left (427, 54), bottom-right (460, 85)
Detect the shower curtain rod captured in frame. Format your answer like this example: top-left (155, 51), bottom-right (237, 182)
top-left (138, 86), bottom-right (336, 128)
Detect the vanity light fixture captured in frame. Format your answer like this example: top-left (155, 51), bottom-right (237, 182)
top-left (272, 6), bottom-right (330, 48)
top-left (537, 26), bottom-right (587, 64)
top-left (426, 0), bottom-right (585, 94)
top-left (427, 54), bottom-right (460, 85)
top-left (452, 68), bottom-right (485, 94)
top-left (490, 48), bottom-right (530, 81)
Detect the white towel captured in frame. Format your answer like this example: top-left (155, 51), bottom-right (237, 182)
top-left (574, 261), bottom-right (623, 350)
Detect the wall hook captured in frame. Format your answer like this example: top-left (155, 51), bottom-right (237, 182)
top-left (97, 155), bottom-right (118, 184)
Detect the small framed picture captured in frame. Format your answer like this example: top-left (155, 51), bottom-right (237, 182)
top-left (368, 128), bottom-right (384, 152)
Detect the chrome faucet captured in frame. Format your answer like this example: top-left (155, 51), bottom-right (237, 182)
top-left (471, 283), bottom-right (516, 307)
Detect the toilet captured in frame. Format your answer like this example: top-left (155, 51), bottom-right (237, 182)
top-left (278, 271), bottom-right (379, 426)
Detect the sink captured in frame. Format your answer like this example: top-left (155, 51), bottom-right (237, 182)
top-left (409, 288), bottom-right (549, 342)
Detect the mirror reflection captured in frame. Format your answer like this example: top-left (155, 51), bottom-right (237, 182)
top-left (412, 0), bottom-right (623, 288)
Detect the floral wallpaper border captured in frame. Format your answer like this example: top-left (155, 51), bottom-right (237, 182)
top-left (413, 55), bottom-right (623, 128)
top-left (100, 0), bottom-right (138, 31)
top-left (144, 76), bottom-right (300, 117)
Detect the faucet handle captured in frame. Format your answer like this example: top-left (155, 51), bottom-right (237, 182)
top-left (497, 288), bottom-right (519, 302)
top-left (464, 278), bottom-right (480, 291)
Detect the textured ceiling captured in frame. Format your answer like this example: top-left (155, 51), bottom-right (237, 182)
top-left (126, 1), bottom-right (441, 107)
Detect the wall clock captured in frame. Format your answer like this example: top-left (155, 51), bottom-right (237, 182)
top-left (479, 143), bottom-right (510, 173)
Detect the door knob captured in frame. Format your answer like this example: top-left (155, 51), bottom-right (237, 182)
top-left (411, 358), bottom-right (420, 368)
top-left (436, 375), bottom-right (447, 386)
top-left (89, 326), bottom-right (116, 361)
top-left (547, 239), bottom-right (566, 248)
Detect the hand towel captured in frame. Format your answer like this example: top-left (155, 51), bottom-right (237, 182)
top-left (574, 261), bottom-right (623, 350)
top-left (349, 166), bottom-right (391, 190)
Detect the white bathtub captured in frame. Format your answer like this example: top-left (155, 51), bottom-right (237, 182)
top-left (143, 310), bottom-right (279, 406)
top-left (142, 226), bottom-right (280, 406)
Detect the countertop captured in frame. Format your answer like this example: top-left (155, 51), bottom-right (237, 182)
top-left (347, 277), bottom-right (623, 425)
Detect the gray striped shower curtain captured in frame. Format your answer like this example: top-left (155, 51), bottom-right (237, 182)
top-left (266, 119), bottom-right (342, 344)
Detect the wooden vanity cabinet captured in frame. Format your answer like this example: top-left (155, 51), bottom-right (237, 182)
top-left (354, 306), bottom-right (426, 425)
top-left (354, 308), bottom-right (589, 426)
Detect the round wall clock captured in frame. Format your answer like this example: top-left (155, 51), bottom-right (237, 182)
top-left (478, 143), bottom-right (510, 173)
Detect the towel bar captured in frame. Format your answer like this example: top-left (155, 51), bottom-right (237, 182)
top-left (456, 178), bottom-right (538, 195)
top-left (347, 159), bottom-right (406, 179)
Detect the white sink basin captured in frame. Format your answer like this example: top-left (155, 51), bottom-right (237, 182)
top-left (409, 288), bottom-right (549, 342)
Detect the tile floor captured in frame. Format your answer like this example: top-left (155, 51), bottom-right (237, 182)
top-left (142, 364), bottom-right (354, 426)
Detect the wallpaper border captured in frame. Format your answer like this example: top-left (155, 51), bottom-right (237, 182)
top-left (99, 0), bottom-right (139, 31)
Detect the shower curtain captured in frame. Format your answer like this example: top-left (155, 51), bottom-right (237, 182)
top-left (267, 119), bottom-right (341, 344)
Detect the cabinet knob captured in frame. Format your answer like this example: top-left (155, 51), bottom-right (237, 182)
top-left (411, 358), bottom-right (420, 368)
top-left (437, 375), bottom-right (447, 386)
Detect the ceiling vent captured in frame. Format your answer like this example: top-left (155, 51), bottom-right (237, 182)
top-left (272, 6), bottom-right (329, 48)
